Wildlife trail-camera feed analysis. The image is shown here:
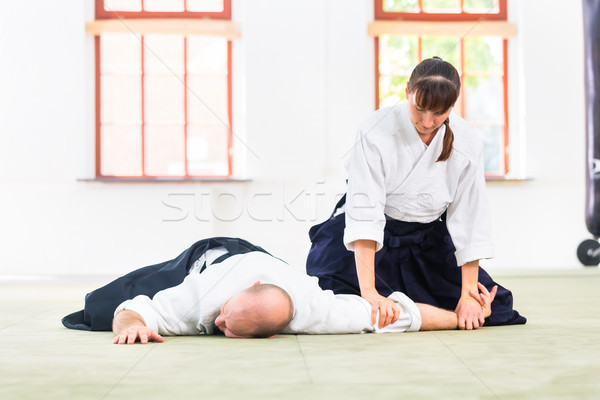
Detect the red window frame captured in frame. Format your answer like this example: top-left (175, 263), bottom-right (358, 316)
top-left (374, 0), bottom-right (509, 176)
top-left (374, 0), bottom-right (507, 21)
top-left (94, 0), bottom-right (233, 179)
top-left (95, 0), bottom-right (231, 20)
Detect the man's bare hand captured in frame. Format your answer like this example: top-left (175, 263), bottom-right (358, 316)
top-left (455, 294), bottom-right (484, 330)
top-left (113, 326), bottom-right (164, 345)
top-left (112, 310), bottom-right (164, 344)
top-left (469, 282), bottom-right (498, 320)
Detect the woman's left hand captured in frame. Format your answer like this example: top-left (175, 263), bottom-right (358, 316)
top-left (455, 295), bottom-right (485, 330)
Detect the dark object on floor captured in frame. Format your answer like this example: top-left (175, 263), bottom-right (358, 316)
top-left (580, 0), bottom-right (600, 266)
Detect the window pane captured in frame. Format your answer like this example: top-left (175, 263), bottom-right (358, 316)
top-left (464, 76), bottom-right (503, 122)
top-left (379, 76), bottom-right (409, 108)
top-left (422, 0), bottom-right (461, 13)
top-left (187, 0), bottom-right (224, 12)
top-left (144, 75), bottom-right (185, 123)
top-left (421, 36), bottom-right (462, 71)
top-left (100, 34), bottom-right (141, 74)
top-left (187, 75), bottom-right (228, 124)
top-left (143, 35), bottom-right (184, 75)
top-left (187, 125), bottom-right (229, 176)
top-left (474, 125), bottom-right (505, 174)
top-left (378, 35), bottom-right (416, 108)
top-left (144, 35), bottom-right (185, 124)
top-left (464, 0), bottom-right (499, 13)
top-left (104, 0), bottom-right (141, 12)
top-left (101, 75), bottom-right (142, 123)
top-left (464, 37), bottom-right (503, 74)
top-left (101, 125), bottom-right (142, 176)
top-left (187, 36), bottom-right (228, 74)
top-left (101, 32), bottom-right (142, 125)
top-left (143, 0), bottom-right (184, 12)
top-left (144, 125), bottom-right (185, 176)
top-left (381, 0), bottom-right (501, 14)
top-left (379, 35), bottom-right (418, 76)
top-left (382, 0), bottom-right (419, 12)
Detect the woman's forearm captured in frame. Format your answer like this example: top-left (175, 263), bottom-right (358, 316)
top-left (461, 260), bottom-right (479, 296)
top-left (353, 239), bottom-right (378, 295)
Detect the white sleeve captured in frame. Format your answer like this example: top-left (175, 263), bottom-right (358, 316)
top-left (299, 292), bottom-right (419, 334)
top-left (375, 292), bottom-right (421, 333)
top-left (114, 273), bottom-right (209, 336)
top-left (343, 128), bottom-right (387, 252)
top-left (307, 294), bottom-right (374, 334)
top-left (446, 146), bottom-right (495, 266)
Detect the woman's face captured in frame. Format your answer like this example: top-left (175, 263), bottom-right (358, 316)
top-left (407, 92), bottom-right (453, 136)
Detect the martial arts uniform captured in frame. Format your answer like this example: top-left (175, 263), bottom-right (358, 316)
top-left (306, 103), bottom-right (526, 326)
top-left (115, 248), bottom-right (422, 335)
top-left (63, 237), bottom-right (271, 331)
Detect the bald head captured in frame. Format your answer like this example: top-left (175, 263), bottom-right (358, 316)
top-left (215, 284), bottom-right (294, 338)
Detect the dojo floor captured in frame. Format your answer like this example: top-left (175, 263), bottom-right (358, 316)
top-left (2, 269), bottom-right (600, 400)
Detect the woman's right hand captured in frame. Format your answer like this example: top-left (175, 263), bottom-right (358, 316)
top-left (361, 288), bottom-right (400, 329)
top-left (352, 240), bottom-right (399, 328)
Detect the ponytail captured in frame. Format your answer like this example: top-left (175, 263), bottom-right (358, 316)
top-left (436, 118), bottom-right (454, 162)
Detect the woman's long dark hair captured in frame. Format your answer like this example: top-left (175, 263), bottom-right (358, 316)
top-left (406, 57), bottom-right (461, 162)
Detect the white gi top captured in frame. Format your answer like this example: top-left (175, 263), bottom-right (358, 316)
top-left (343, 103), bottom-right (494, 266)
top-left (115, 249), bottom-right (421, 336)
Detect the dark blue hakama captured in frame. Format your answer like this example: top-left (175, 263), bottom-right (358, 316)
top-left (306, 196), bottom-right (526, 326)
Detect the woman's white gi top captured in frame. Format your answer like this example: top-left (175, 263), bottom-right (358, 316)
top-left (343, 103), bottom-right (494, 266)
top-left (115, 249), bottom-right (421, 336)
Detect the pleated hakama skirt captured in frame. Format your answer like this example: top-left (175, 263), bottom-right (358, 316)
top-left (306, 199), bottom-right (526, 326)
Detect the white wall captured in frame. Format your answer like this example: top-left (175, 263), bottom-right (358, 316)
top-left (0, 0), bottom-right (589, 277)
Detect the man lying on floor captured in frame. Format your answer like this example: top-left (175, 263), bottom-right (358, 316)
top-left (110, 241), bottom-right (496, 344)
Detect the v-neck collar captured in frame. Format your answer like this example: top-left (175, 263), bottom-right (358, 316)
top-left (398, 102), bottom-right (446, 162)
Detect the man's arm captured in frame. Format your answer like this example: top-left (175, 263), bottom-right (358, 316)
top-left (111, 270), bottom-right (227, 342)
top-left (415, 303), bottom-right (460, 330)
top-left (417, 283), bottom-right (497, 331)
top-left (112, 310), bottom-right (164, 345)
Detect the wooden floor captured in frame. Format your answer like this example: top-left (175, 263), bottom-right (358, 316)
top-left (1, 269), bottom-right (599, 400)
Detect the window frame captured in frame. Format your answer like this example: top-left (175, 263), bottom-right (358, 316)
top-left (374, 0), bottom-right (507, 21)
top-left (93, 0), bottom-right (234, 180)
top-left (95, 0), bottom-right (231, 20)
top-left (373, 0), bottom-right (510, 177)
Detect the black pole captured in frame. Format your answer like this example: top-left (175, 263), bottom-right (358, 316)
top-left (583, 0), bottom-right (600, 236)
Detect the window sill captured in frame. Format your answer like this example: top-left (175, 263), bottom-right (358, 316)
top-left (77, 177), bottom-right (251, 183)
top-left (485, 176), bottom-right (532, 183)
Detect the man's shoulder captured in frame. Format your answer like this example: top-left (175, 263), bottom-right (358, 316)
top-left (216, 251), bottom-right (296, 279)
top-left (225, 250), bottom-right (287, 265)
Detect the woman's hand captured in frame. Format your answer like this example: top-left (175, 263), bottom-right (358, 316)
top-left (352, 240), bottom-right (399, 329)
top-left (455, 295), bottom-right (485, 330)
top-left (469, 282), bottom-right (498, 319)
top-left (456, 260), bottom-right (484, 330)
top-left (361, 288), bottom-right (400, 329)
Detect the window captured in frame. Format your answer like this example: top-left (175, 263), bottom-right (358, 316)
top-left (88, 0), bottom-right (237, 179)
top-left (372, 0), bottom-right (514, 177)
